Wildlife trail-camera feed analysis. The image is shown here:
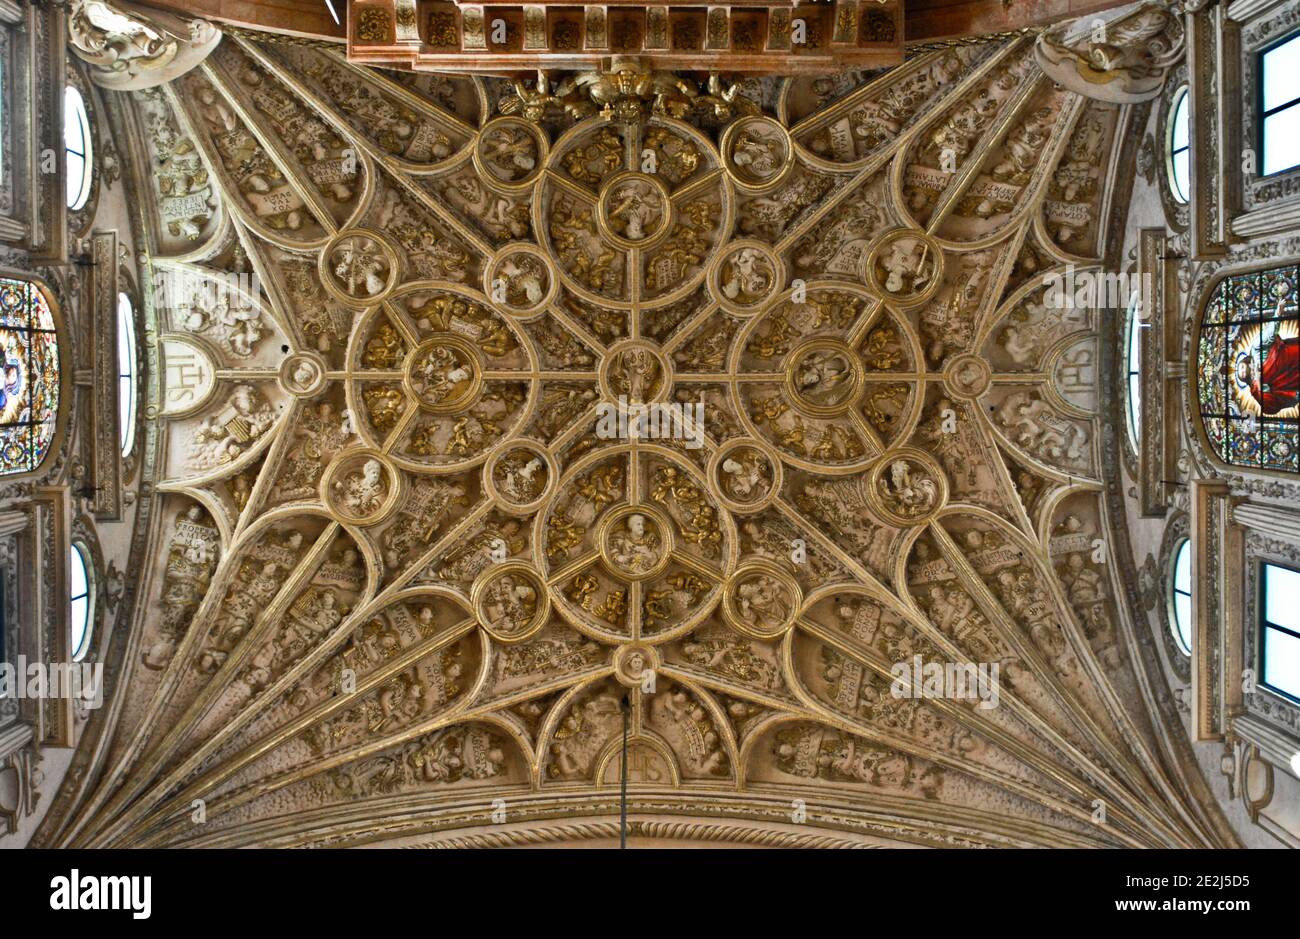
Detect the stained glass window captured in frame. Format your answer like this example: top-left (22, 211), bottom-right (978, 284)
top-left (0, 278), bottom-right (61, 475)
top-left (1197, 264), bottom-right (1299, 473)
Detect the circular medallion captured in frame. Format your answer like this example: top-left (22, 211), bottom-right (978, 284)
top-left (863, 228), bottom-right (944, 308)
top-left (319, 229), bottom-right (401, 308)
top-left (598, 171), bottom-right (673, 250)
top-left (278, 351), bottom-right (328, 398)
top-left (597, 504), bottom-right (674, 582)
top-left (721, 115), bottom-right (795, 192)
top-left (612, 642), bottom-right (660, 689)
top-left (320, 448), bottom-right (402, 526)
top-left (484, 243), bottom-right (557, 319)
top-left (473, 116), bottom-right (548, 193)
top-left (784, 338), bottom-right (865, 417)
top-left (403, 335), bottom-right (483, 413)
top-left (485, 440), bottom-right (554, 514)
top-left (942, 352), bottom-right (992, 399)
top-left (722, 558), bottom-right (801, 640)
top-left (865, 448), bottom-right (948, 527)
top-left (472, 560), bottom-right (550, 644)
top-left (598, 339), bottom-right (672, 405)
top-left (709, 240), bottom-right (784, 316)
top-left (708, 439), bottom-right (781, 513)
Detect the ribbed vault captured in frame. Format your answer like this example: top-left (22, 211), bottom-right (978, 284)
top-left (41, 12), bottom-right (1237, 848)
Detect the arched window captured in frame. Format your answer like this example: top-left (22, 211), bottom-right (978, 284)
top-left (117, 292), bottom-right (137, 456)
top-left (1170, 539), bottom-right (1192, 656)
top-left (1261, 562), bottom-right (1300, 702)
top-left (0, 278), bottom-right (61, 475)
top-left (69, 542), bottom-right (93, 661)
top-left (1167, 86), bottom-right (1190, 203)
top-left (1125, 295), bottom-right (1142, 448)
top-left (1197, 264), bottom-right (1299, 472)
top-left (64, 85), bottom-right (93, 211)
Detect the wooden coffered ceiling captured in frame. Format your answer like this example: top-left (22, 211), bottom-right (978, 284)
top-left (140, 0), bottom-right (1139, 51)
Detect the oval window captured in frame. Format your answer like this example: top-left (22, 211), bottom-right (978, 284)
top-left (1125, 295), bottom-right (1142, 448)
top-left (1167, 86), bottom-right (1190, 203)
top-left (117, 292), bottom-right (137, 455)
top-left (64, 85), bottom-right (93, 211)
top-left (70, 542), bottom-right (93, 661)
top-left (1170, 539), bottom-right (1192, 656)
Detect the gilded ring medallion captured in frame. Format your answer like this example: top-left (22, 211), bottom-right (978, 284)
top-left (863, 228), bottom-right (944, 308)
top-left (709, 240), bottom-right (784, 316)
top-left (403, 334), bottom-right (484, 413)
top-left (278, 350), bottom-right (328, 398)
top-left (721, 115), bottom-right (795, 192)
top-left (597, 171), bottom-right (674, 250)
top-left (484, 242), bottom-right (557, 319)
top-left (474, 116), bottom-right (549, 193)
top-left (784, 337), bottom-right (866, 418)
top-left (473, 560), bottom-right (551, 644)
top-left (612, 642), bottom-right (660, 689)
top-left (320, 448), bottom-right (403, 526)
top-left (722, 558), bottom-right (802, 640)
top-left (319, 229), bottom-right (401, 308)
top-left (865, 447), bottom-right (949, 527)
top-left (485, 440), bottom-right (554, 514)
top-left (942, 352), bottom-right (993, 399)
top-left (597, 504), bottom-right (674, 582)
top-left (708, 438), bottom-right (782, 513)
top-left (598, 339), bottom-right (672, 405)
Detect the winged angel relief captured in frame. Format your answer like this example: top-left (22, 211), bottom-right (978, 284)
top-left (43, 2), bottom-right (1238, 850)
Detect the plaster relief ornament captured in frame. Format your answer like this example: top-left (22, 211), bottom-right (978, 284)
top-left (1034, 0), bottom-right (1184, 103)
top-left (176, 287), bottom-right (266, 358)
top-left (723, 560), bottom-right (800, 640)
top-left (405, 337), bottom-right (481, 412)
top-left (68, 0), bottom-right (220, 90)
top-left (473, 563), bottom-right (549, 643)
top-left (865, 229), bottom-right (943, 306)
top-left (322, 231), bottom-right (399, 306)
top-left (599, 173), bottom-right (671, 248)
top-left (723, 116), bottom-right (795, 192)
top-left (187, 384), bottom-right (276, 468)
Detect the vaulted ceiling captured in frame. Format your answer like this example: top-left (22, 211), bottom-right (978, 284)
top-left (45, 7), bottom-right (1238, 848)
